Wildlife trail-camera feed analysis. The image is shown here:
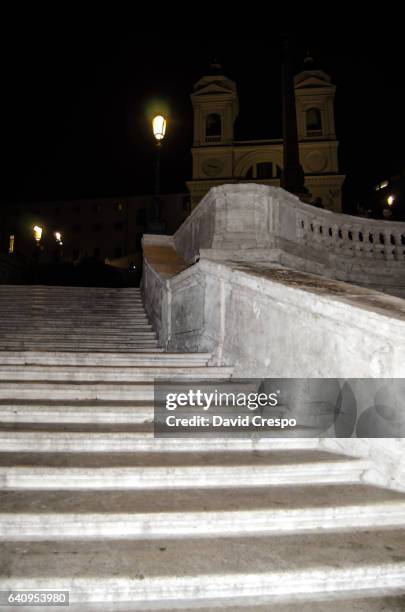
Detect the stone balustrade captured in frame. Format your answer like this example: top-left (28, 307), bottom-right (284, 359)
top-left (296, 205), bottom-right (405, 262)
top-left (172, 184), bottom-right (405, 296)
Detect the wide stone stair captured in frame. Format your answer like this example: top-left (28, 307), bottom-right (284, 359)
top-left (0, 285), bottom-right (404, 610)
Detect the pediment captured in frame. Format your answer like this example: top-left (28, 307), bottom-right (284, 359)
top-left (192, 82), bottom-right (235, 97)
top-left (295, 71), bottom-right (333, 90)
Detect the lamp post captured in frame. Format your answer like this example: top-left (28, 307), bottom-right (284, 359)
top-left (149, 114), bottom-right (167, 233)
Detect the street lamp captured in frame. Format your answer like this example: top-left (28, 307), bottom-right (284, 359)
top-left (32, 225), bottom-right (43, 264)
top-left (152, 115), bottom-right (166, 142)
top-left (33, 225), bottom-right (43, 242)
top-left (150, 114), bottom-right (167, 233)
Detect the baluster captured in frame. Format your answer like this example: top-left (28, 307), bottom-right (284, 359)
top-left (393, 232), bottom-right (405, 261)
top-left (384, 230), bottom-right (394, 261)
top-left (350, 225), bottom-right (363, 257)
top-left (342, 225), bottom-right (355, 257)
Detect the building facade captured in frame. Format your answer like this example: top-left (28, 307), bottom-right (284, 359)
top-left (187, 64), bottom-right (345, 211)
top-left (0, 194), bottom-right (189, 264)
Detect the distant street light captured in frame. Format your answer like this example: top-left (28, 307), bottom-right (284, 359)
top-left (149, 114), bottom-right (167, 233)
top-left (33, 225), bottom-right (43, 242)
top-left (387, 194), bottom-right (395, 206)
top-left (54, 231), bottom-right (63, 244)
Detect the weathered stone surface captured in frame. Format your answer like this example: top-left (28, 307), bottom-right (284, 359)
top-left (142, 185), bottom-right (405, 493)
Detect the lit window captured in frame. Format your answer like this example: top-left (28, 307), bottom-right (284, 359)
top-left (8, 235), bottom-right (15, 254)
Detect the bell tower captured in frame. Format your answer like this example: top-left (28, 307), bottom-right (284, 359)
top-left (294, 54), bottom-right (345, 211)
top-left (191, 62), bottom-right (239, 146)
top-left (294, 54), bottom-right (337, 142)
top-left (187, 63), bottom-right (239, 208)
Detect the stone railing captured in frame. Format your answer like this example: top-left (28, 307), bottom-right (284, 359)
top-left (295, 205), bottom-right (405, 262)
top-left (172, 184), bottom-right (405, 296)
top-left (174, 183), bottom-right (405, 262)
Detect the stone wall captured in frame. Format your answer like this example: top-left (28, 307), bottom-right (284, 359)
top-left (142, 185), bottom-right (405, 491)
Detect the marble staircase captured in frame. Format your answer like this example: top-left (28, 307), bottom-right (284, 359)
top-left (0, 285), bottom-right (404, 610)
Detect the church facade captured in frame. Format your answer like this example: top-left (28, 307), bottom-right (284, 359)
top-left (187, 64), bottom-right (345, 212)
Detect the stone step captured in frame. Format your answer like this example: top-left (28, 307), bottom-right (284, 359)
top-left (0, 347), bottom-right (166, 354)
top-left (47, 595), bottom-right (405, 612)
top-left (1, 315), bottom-right (149, 321)
top-left (0, 399), bottom-right (269, 424)
top-left (0, 351), bottom-right (212, 366)
top-left (0, 285), bottom-right (141, 291)
top-left (1, 311), bottom-right (148, 318)
top-left (0, 332), bottom-right (157, 340)
top-left (0, 303), bottom-right (146, 310)
top-left (1, 320), bottom-right (151, 327)
top-left (1, 483), bottom-right (405, 539)
top-left (0, 293), bottom-right (144, 299)
top-left (1, 530), bottom-right (404, 605)
top-left (1, 308), bottom-right (148, 315)
top-left (1, 302), bottom-right (145, 307)
top-left (0, 450), bottom-right (366, 487)
top-left (0, 342), bottom-right (161, 351)
top-left (0, 316), bottom-right (150, 333)
top-left (1, 301), bottom-right (146, 307)
top-left (0, 365), bottom-right (233, 382)
top-left (0, 400), bottom-right (154, 424)
top-left (0, 380), bottom-right (250, 401)
top-left (1, 292), bottom-right (143, 297)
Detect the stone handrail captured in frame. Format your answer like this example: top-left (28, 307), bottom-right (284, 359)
top-left (295, 203), bottom-right (405, 262)
top-left (171, 184), bottom-right (404, 297)
top-left (173, 183), bottom-right (405, 264)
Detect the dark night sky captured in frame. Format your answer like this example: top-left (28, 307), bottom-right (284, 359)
top-left (2, 22), bottom-right (405, 213)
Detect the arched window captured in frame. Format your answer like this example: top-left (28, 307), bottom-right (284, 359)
top-left (206, 113), bottom-right (222, 141)
top-left (306, 108), bottom-right (322, 134)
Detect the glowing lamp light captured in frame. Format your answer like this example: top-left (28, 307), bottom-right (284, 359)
top-left (33, 225), bottom-right (43, 242)
top-left (54, 231), bottom-right (62, 243)
top-left (387, 195), bottom-right (395, 206)
top-left (152, 115), bottom-right (167, 141)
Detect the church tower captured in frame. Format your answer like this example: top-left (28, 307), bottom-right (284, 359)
top-left (187, 57), bottom-right (344, 212)
top-left (294, 54), bottom-right (345, 211)
top-left (187, 63), bottom-right (239, 207)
